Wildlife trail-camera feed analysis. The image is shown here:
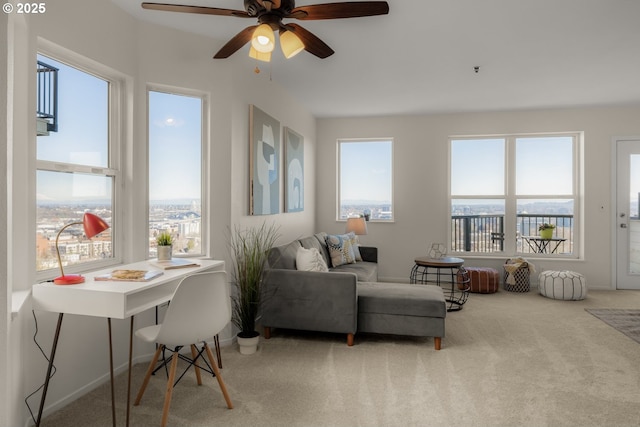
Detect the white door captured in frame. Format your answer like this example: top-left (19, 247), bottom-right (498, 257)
top-left (616, 139), bottom-right (640, 289)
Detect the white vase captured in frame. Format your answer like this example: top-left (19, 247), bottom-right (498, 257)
top-left (237, 332), bottom-right (259, 355)
top-left (157, 245), bottom-right (172, 261)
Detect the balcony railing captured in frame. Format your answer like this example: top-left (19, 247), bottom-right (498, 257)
top-left (451, 214), bottom-right (574, 254)
top-left (37, 60), bottom-right (58, 133)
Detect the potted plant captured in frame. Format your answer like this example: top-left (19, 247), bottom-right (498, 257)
top-left (156, 231), bottom-right (173, 261)
top-left (228, 222), bottom-right (280, 354)
top-left (538, 223), bottom-right (556, 239)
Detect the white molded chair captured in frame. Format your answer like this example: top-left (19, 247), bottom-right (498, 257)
top-left (134, 271), bottom-right (233, 427)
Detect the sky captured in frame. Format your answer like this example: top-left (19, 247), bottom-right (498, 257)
top-left (340, 140), bottom-right (392, 203)
top-left (36, 54), bottom-right (202, 204)
top-left (451, 136), bottom-right (574, 197)
top-left (148, 90), bottom-right (202, 201)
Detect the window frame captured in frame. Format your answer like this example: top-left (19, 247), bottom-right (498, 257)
top-left (146, 84), bottom-right (209, 259)
top-left (448, 132), bottom-right (582, 258)
top-left (35, 44), bottom-right (126, 281)
top-left (337, 138), bottom-right (394, 222)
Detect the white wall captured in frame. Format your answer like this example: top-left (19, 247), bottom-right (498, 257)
top-left (3, 0), bottom-right (317, 425)
top-left (1, 9), bottom-right (11, 427)
top-left (317, 107), bottom-right (640, 287)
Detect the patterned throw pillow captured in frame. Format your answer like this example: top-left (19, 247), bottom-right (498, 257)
top-left (325, 234), bottom-right (357, 267)
top-left (346, 231), bottom-right (363, 261)
top-left (296, 247), bottom-right (329, 272)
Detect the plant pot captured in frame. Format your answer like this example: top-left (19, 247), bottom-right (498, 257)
top-left (539, 229), bottom-right (554, 239)
top-left (237, 331), bottom-right (260, 355)
top-left (157, 245), bottom-right (172, 261)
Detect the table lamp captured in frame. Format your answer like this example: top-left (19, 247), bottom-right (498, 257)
top-left (54, 212), bottom-right (110, 285)
top-left (345, 217), bottom-right (368, 240)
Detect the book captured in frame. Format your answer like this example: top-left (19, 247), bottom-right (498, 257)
top-left (150, 258), bottom-right (201, 270)
top-left (95, 269), bottom-right (164, 282)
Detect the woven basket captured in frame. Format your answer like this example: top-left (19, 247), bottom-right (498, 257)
top-left (503, 259), bottom-right (530, 292)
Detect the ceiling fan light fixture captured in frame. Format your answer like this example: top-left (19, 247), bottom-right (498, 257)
top-left (249, 45), bottom-right (272, 62)
top-left (251, 23), bottom-right (275, 53)
top-left (280, 30), bottom-right (305, 59)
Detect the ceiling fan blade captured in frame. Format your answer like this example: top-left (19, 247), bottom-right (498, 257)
top-left (286, 23), bottom-right (334, 58)
top-left (141, 2), bottom-right (250, 18)
top-left (213, 25), bottom-right (258, 58)
top-left (289, 1), bottom-right (389, 20)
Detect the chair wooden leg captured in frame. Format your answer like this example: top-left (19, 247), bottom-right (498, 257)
top-left (161, 351), bottom-right (179, 427)
top-left (434, 337), bottom-right (442, 350)
top-left (190, 344), bottom-right (203, 385)
top-left (135, 345), bottom-right (163, 406)
top-left (263, 327), bottom-right (271, 339)
top-left (204, 343), bottom-right (233, 409)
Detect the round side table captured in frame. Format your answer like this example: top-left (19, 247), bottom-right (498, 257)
top-left (410, 256), bottom-right (470, 312)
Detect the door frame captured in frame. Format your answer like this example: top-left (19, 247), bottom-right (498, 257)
top-left (611, 136), bottom-right (640, 290)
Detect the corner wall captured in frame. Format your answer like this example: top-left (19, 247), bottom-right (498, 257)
top-left (317, 107), bottom-right (640, 288)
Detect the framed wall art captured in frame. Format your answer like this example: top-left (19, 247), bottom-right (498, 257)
top-left (249, 105), bottom-right (280, 215)
top-left (284, 127), bottom-right (304, 212)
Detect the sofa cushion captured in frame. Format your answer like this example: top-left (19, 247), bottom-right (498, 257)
top-left (299, 234), bottom-right (331, 268)
top-left (268, 240), bottom-right (302, 270)
top-left (346, 232), bottom-right (363, 261)
top-left (358, 283), bottom-right (446, 318)
top-left (313, 232), bottom-right (332, 266)
top-left (332, 261), bottom-right (378, 283)
top-left (296, 247), bottom-right (329, 272)
top-left (325, 233), bottom-right (357, 267)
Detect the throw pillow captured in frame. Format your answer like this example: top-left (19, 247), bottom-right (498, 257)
top-left (296, 247), bottom-right (329, 272)
top-left (346, 231), bottom-right (363, 261)
top-left (325, 233), bottom-right (357, 267)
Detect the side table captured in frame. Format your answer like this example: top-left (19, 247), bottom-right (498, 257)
top-left (410, 256), bottom-right (470, 312)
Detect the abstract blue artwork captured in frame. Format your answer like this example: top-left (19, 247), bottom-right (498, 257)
top-left (249, 105), bottom-right (280, 215)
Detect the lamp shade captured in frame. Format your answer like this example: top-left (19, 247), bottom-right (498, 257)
top-left (280, 30), bottom-right (305, 59)
top-left (345, 217), bottom-right (368, 236)
top-left (54, 212), bottom-right (110, 285)
top-left (83, 212), bottom-right (110, 239)
top-left (249, 46), bottom-right (272, 62)
top-left (251, 24), bottom-right (275, 53)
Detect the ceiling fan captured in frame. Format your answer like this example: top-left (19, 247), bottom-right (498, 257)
top-left (141, 1), bottom-right (390, 60)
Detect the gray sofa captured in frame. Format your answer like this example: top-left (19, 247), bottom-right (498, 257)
top-left (260, 232), bottom-right (378, 346)
top-left (261, 232), bottom-right (447, 349)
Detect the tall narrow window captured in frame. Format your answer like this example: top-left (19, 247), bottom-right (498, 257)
top-left (36, 53), bottom-right (117, 274)
top-left (148, 89), bottom-right (204, 258)
top-left (450, 134), bottom-right (579, 257)
top-left (338, 139), bottom-right (393, 221)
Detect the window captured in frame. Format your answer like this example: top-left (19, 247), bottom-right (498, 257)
top-left (148, 89), bottom-right (205, 258)
top-left (338, 139), bottom-right (393, 221)
top-left (450, 133), bottom-right (580, 256)
top-left (36, 53), bottom-right (119, 275)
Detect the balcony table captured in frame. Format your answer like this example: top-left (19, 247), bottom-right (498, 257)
top-left (522, 236), bottom-right (567, 254)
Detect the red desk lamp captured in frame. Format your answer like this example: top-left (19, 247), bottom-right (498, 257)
top-left (54, 212), bottom-right (110, 285)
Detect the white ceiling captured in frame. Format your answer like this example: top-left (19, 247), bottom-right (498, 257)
top-left (110, 0), bottom-right (640, 118)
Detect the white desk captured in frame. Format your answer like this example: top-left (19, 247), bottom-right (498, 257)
top-left (32, 259), bottom-right (225, 427)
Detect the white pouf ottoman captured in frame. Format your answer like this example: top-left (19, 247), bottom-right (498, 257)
top-left (538, 270), bottom-right (587, 300)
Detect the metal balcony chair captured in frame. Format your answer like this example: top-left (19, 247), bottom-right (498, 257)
top-left (134, 270), bottom-right (233, 427)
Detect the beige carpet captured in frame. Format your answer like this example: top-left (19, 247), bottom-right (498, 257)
top-left (41, 289), bottom-right (640, 427)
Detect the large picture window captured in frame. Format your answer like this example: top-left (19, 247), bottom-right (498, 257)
top-left (148, 89), bottom-right (204, 258)
top-left (36, 53), bottom-right (118, 275)
top-left (450, 134), bottom-right (580, 257)
top-left (338, 139), bottom-right (393, 221)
